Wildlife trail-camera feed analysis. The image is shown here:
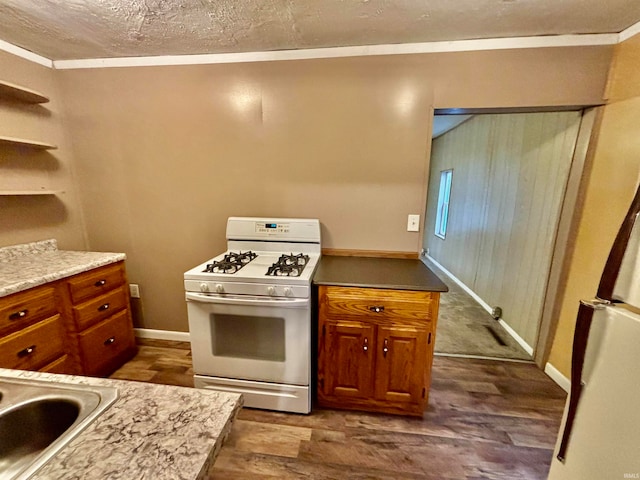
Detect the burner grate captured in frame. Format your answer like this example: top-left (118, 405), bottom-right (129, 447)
top-left (204, 251), bottom-right (257, 274)
top-left (266, 253), bottom-right (309, 277)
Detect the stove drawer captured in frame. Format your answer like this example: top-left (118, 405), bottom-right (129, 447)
top-left (322, 286), bottom-right (434, 323)
top-left (78, 309), bottom-right (135, 377)
top-left (72, 285), bottom-right (129, 331)
top-left (0, 314), bottom-right (65, 370)
top-left (0, 285), bottom-right (58, 336)
top-left (67, 262), bottom-right (126, 304)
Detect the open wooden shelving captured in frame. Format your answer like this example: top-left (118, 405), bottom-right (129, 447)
top-left (0, 80), bottom-right (50, 104)
top-left (0, 190), bottom-right (58, 196)
top-left (0, 135), bottom-right (57, 151)
top-left (0, 79), bottom-right (56, 197)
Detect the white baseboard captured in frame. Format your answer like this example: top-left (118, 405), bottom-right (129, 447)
top-left (424, 254), bottom-right (534, 356)
top-left (544, 362), bottom-right (571, 393)
top-left (496, 319), bottom-right (534, 356)
top-left (434, 352), bottom-right (533, 363)
top-left (425, 254), bottom-right (493, 312)
top-left (134, 328), bottom-right (190, 342)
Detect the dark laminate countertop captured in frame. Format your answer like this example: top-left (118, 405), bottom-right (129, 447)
top-left (312, 256), bottom-right (449, 292)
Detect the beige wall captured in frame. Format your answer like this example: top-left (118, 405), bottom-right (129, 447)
top-left (51, 46), bottom-right (612, 332)
top-left (0, 51), bottom-right (85, 250)
top-left (548, 35), bottom-right (640, 376)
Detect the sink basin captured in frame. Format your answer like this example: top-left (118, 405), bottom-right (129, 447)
top-left (0, 376), bottom-right (118, 480)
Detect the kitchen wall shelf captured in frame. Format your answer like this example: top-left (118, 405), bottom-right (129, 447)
top-left (0, 135), bottom-right (57, 150)
top-left (0, 190), bottom-right (58, 196)
top-left (0, 80), bottom-right (50, 104)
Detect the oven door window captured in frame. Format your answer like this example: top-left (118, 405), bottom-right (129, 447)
top-left (211, 314), bottom-right (285, 362)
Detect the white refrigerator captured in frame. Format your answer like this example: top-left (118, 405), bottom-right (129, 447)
top-left (548, 188), bottom-right (640, 479)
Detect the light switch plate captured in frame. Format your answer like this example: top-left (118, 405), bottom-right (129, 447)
top-left (129, 284), bottom-right (140, 298)
top-left (407, 214), bottom-right (420, 232)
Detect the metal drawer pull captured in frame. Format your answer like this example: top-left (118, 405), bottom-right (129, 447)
top-left (9, 309), bottom-right (28, 320)
top-left (363, 337), bottom-right (368, 352)
top-left (98, 303), bottom-right (110, 311)
top-left (383, 338), bottom-right (389, 357)
top-left (104, 336), bottom-right (116, 346)
top-left (18, 345), bottom-right (36, 357)
top-left (95, 279), bottom-right (107, 287)
top-left (369, 306), bottom-right (384, 313)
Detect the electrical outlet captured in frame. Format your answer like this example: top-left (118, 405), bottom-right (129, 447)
top-left (407, 214), bottom-right (420, 232)
top-left (129, 284), bottom-right (140, 298)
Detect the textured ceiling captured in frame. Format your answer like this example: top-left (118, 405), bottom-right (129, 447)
top-left (0, 0), bottom-right (639, 61)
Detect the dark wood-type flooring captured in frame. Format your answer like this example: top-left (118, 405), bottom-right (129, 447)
top-left (110, 339), bottom-right (567, 479)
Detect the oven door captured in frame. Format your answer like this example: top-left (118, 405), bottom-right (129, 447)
top-left (186, 292), bottom-right (310, 385)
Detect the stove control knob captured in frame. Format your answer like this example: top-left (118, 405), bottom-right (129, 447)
top-left (284, 287), bottom-right (292, 297)
top-left (200, 283), bottom-right (209, 293)
top-left (268, 286), bottom-right (276, 296)
top-left (215, 284), bottom-right (225, 294)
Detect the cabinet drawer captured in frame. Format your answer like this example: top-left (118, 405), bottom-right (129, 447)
top-left (72, 285), bottom-right (129, 331)
top-left (0, 286), bottom-right (57, 336)
top-left (39, 354), bottom-right (73, 374)
top-left (78, 310), bottom-right (134, 376)
top-left (0, 314), bottom-right (65, 370)
top-left (67, 263), bottom-right (125, 304)
top-left (323, 286), bottom-right (433, 323)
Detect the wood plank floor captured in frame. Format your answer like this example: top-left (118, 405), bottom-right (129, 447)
top-left (110, 339), bottom-right (566, 479)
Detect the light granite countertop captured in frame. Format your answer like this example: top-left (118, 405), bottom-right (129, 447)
top-left (0, 367), bottom-right (242, 480)
top-left (0, 239), bottom-right (126, 298)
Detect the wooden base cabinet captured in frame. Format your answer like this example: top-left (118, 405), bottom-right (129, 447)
top-left (0, 261), bottom-right (136, 376)
top-left (0, 284), bottom-right (70, 372)
top-left (317, 286), bottom-right (439, 417)
top-left (60, 261), bottom-right (137, 376)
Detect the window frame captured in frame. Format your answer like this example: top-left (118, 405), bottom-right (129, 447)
top-left (434, 169), bottom-right (453, 239)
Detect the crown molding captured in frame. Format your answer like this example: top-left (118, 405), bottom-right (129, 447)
top-left (0, 38), bottom-right (53, 68)
top-left (0, 32), bottom-right (626, 70)
top-left (51, 34), bottom-right (619, 70)
top-left (619, 19), bottom-right (640, 42)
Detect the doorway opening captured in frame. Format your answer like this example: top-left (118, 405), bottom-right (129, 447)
top-left (423, 108), bottom-right (594, 362)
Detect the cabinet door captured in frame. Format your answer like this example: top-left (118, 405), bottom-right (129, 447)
top-left (72, 285), bottom-right (129, 331)
top-left (374, 324), bottom-right (430, 405)
top-left (0, 285), bottom-right (58, 336)
top-left (78, 309), bottom-right (135, 377)
top-left (0, 314), bottom-right (65, 370)
top-left (67, 262), bottom-right (125, 304)
top-left (321, 319), bottom-right (375, 400)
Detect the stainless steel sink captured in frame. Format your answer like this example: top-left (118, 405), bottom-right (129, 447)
top-left (0, 376), bottom-right (118, 480)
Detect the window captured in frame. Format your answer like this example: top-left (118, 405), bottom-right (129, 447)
top-left (434, 169), bottom-right (452, 239)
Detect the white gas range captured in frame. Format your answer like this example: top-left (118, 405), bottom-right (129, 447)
top-left (184, 217), bottom-right (321, 414)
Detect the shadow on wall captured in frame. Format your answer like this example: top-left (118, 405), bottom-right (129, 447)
top-left (129, 297), bottom-right (145, 329)
top-left (0, 195), bottom-right (67, 231)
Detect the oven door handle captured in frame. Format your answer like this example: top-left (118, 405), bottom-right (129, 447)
top-left (185, 292), bottom-right (309, 307)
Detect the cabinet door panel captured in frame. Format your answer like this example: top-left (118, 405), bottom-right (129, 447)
top-left (0, 314), bottom-right (65, 370)
top-left (0, 286), bottom-right (57, 336)
top-left (322, 320), bottom-right (375, 399)
top-left (324, 287), bottom-right (433, 323)
top-left (72, 285), bottom-right (129, 331)
top-left (67, 263), bottom-right (125, 304)
top-left (39, 354), bottom-right (73, 374)
top-left (375, 325), bottom-right (429, 405)
top-left (78, 309), bottom-right (135, 377)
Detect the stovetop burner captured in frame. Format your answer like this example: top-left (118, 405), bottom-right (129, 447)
top-left (266, 253), bottom-right (310, 277)
top-left (204, 251), bottom-right (257, 274)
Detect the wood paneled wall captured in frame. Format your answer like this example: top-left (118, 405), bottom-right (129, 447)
top-left (425, 112), bottom-right (582, 348)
